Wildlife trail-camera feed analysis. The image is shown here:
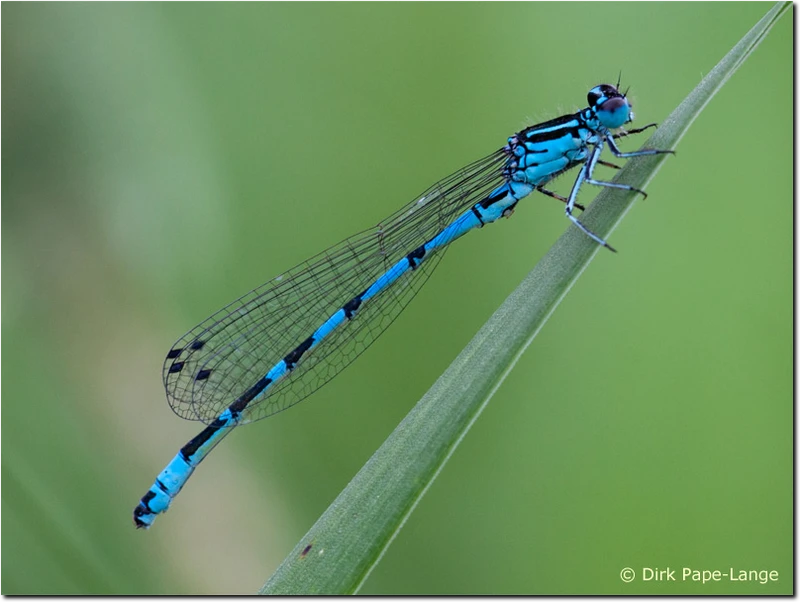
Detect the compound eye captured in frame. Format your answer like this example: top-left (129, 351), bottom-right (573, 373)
top-left (587, 86), bottom-right (604, 107)
top-left (601, 97), bottom-right (627, 113)
top-left (596, 95), bottom-right (631, 128)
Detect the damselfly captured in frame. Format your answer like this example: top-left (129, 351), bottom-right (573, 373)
top-left (134, 83), bottom-right (672, 528)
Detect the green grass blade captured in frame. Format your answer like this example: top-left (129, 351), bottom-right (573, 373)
top-left (260, 2), bottom-right (790, 594)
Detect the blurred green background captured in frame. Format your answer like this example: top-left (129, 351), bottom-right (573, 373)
top-left (2, 2), bottom-right (791, 595)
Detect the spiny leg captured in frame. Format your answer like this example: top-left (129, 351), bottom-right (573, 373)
top-left (597, 159), bottom-right (622, 170)
top-left (613, 122), bottom-right (658, 140)
top-left (583, 137), bottom-right (650, 200)
top-left (565, 143), bottom-right (616, 253)
top-left (538, 187), bottom-right (585, 212)
top-left (585, 178), bottom-right (649, 200)
top-left (606, 133), bottom-right (675, 159)
top-left (585, 134), bottom-right (674, 199)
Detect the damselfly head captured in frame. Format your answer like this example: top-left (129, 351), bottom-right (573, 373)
top-left (587, 84), bottom-right (632, 129)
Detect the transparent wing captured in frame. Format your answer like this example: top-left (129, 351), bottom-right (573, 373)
top-left (163, 148), bottom-right (509, 424)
